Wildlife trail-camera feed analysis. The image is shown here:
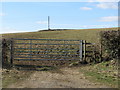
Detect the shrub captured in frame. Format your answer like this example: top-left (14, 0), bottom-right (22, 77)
top-left (2, 38), bottom-right (12, 69)
top-left (100, 30), bottom-right (119, 60)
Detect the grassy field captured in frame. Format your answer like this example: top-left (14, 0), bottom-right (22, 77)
top-left (2, 27), bottom-right (118, 43)
top-left (2, 27), bottom-right (119, 88)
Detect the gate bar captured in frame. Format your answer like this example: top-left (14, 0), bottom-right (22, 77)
top-left (13, 38), bottom-right (81, 41)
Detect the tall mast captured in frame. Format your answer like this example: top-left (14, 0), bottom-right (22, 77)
top-left (48, 16), bottom-right (50, 30)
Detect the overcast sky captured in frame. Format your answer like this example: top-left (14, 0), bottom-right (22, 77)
top-left (0, 0), bottom-right (119, 34)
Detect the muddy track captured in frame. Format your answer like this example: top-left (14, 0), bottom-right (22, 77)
top-left (7, 67), bottom-right (110, 88)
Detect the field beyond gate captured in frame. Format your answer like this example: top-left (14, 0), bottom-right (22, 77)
top-left (11, 39), bottom-right (85, 66)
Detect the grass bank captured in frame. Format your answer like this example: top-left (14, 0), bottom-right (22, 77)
top-left (2, 27), bottom-right (118, 43)
top-left (79, 60), bottom-right (119, 88)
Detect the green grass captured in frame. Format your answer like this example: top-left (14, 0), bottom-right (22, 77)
top-left (2, 27), bottom-right (118, 43)
top-left (84, 71), bottom-right (118, 87)
top-left (79, 60), bottom-right (118, 88)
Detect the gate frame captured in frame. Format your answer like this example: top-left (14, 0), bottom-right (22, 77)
top-left (10, 38), bottom-right (87, 66)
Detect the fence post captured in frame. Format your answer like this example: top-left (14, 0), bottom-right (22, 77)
top-left (80, 40), bottom-right (83, 61)
top-left (10, 38), bottom-right (13, 67)
top-left (83, 40), bottom-right (86, 61)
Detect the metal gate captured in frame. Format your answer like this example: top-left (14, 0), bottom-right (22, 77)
top-left (11, 39), bottom-right (85, 63)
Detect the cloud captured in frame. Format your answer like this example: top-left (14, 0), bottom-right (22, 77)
top-left (99, 16), bottom-right (118, 22)
top-left (36, 21), bottom-right (48, 24)
top-left (0, 13), bottom-right (5, 16)
top-left (96, 2), bottom-right (118, 9)
top-left (80, 7), bottom-right (92, 10)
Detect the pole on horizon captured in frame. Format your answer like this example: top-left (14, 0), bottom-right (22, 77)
top-left (48, 16), bottom-right (50, 30)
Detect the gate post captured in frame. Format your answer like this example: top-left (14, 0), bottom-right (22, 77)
top-left (83, 40), bottom-right (86, 61)
top-left (10, 38), bottom-right (14, 67)
top-left (79, 40), bottom-right (83, 61)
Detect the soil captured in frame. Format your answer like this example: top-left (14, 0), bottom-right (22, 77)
top-left (7, 67), bottom-right (110, 88)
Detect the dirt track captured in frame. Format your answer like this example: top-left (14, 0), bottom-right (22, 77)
top-left (7, 67), bottom-right (110, 88)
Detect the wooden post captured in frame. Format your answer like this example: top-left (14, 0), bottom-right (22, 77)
top-left (2, 39), bottom-right (5, 68)
top-left (83, 40), bottom-right (86, 61)
top-left (10, 38), bottom-right (13, 67)
top-left (99, 33), bottom-right (103, 62)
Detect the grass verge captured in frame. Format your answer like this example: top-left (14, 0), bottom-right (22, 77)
top-left (79, 60), bottom-right (119, 88)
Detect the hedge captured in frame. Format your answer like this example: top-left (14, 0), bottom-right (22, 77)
top-left (100, 30), bottom-right (119, 60)
top-left (2, 38), bottom-right (12, 69)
